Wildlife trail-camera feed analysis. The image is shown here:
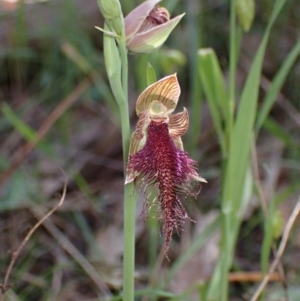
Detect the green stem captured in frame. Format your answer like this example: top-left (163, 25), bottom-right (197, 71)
top-left (118, 99), bottom-right (131, 162)
top-left (119, 42), bottom-right (129, 103)
top-left (118, 49), bottom-right (136, 301)
top-left (117, 22), bottom-right (135, 301)
top-left (103, 13), bottom-right (136, 301)
top-left (123, 183), bottom-right (136, 301)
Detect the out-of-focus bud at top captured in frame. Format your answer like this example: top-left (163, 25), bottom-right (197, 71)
top-left (97, 0), bottom-right (122, 19)
top-left (236, 0), bottom-right (255, 32)
top-left (125, 0), bottom-right (185, 53)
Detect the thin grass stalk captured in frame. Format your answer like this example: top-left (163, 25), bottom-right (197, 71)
top-left (255, 39), bottom-right (300, 132)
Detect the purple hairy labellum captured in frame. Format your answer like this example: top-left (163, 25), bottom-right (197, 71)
top-left (126, 74), bottom-right (206, 255)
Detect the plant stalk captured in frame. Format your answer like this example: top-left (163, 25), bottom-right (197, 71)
top-left (117, 32), bottom-right (136, 301)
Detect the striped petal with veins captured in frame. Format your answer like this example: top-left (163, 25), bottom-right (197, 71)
top-left (126, 74), bottom-right (206, 255)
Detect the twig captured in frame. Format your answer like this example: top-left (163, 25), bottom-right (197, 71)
top-left (250, 195), bottom-right (300, 301)
top-left (0, 173), bottom-right (68, 301)
top-left (0, 78), bottom-right (91, 187)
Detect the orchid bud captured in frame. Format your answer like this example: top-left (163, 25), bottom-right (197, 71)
top-left (97, 0), bottom-right (122, 20)
top-left (124, 0), bottom-right (185, 53)
top-left (236, 0), bottom-right (255, 32)
top-left (97, 0), bottom-right (124, 37)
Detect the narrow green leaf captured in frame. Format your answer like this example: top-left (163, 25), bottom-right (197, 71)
top-left (263, 117), bottom-right (298, 150)
top-left (1, 103), bottom-right (49, 153)
top-left (256, 39), bottom-right (300, 131)
top-left (260, 167), bottom-right (276, 274)
top-left (197, 48), bottom-right (228, 155)
top-left (2, 103), bottom-right (36, 140)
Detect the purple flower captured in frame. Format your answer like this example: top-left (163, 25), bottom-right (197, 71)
top-left (124, 0), bottom-right (185, 53)
top-left (126, 74), bottom-right (206, 255)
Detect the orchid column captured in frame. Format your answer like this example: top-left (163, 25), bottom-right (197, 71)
top-left (96, 0), bottom-right (184, 300)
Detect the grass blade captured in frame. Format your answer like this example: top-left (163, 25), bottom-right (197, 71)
top-left (256, 39), bottom-right (300, 131)
top-left (197, 48), bottom-right (228, 156)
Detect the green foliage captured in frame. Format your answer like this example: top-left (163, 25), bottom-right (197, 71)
top-left (197, 0), bottom-right (294, 300)
top-left (198, 49), bottom-right (228, 156)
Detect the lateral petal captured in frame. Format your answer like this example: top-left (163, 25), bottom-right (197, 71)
top-left (128, 131), bottom-right (140, 156)
top-left (169, 107), bottom-right (189, 139)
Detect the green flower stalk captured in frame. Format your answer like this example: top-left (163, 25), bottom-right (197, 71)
top-left (126, 74), bottom-right (206, 255)
top-left (97, 0), bottom-right (186, 298)
top-left (125, 0), bottom-right (185, 53)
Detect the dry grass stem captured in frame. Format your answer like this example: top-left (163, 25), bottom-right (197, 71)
top-left (0, 174), bottom-right (68, 301)
top-left (228, 271), bottom-right (281, 282)
top-left (250, 195), bottom-right (300, 301)
top-left (0, 78), bottom-right (91, 187)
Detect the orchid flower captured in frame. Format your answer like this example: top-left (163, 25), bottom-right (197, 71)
top-left (124, 0), bottom-right (185, 53)
top-left (126, 74), bottom-right (206, 255)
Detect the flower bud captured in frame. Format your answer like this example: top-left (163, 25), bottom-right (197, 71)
top-left (97, 0), bottom-right (124, 36)
top-left (125, 0), bottom-right (185, 53)
top-left (236, 0), bottom-right (255, 32)
top-left (97, 0), bottom-right (122, 19)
